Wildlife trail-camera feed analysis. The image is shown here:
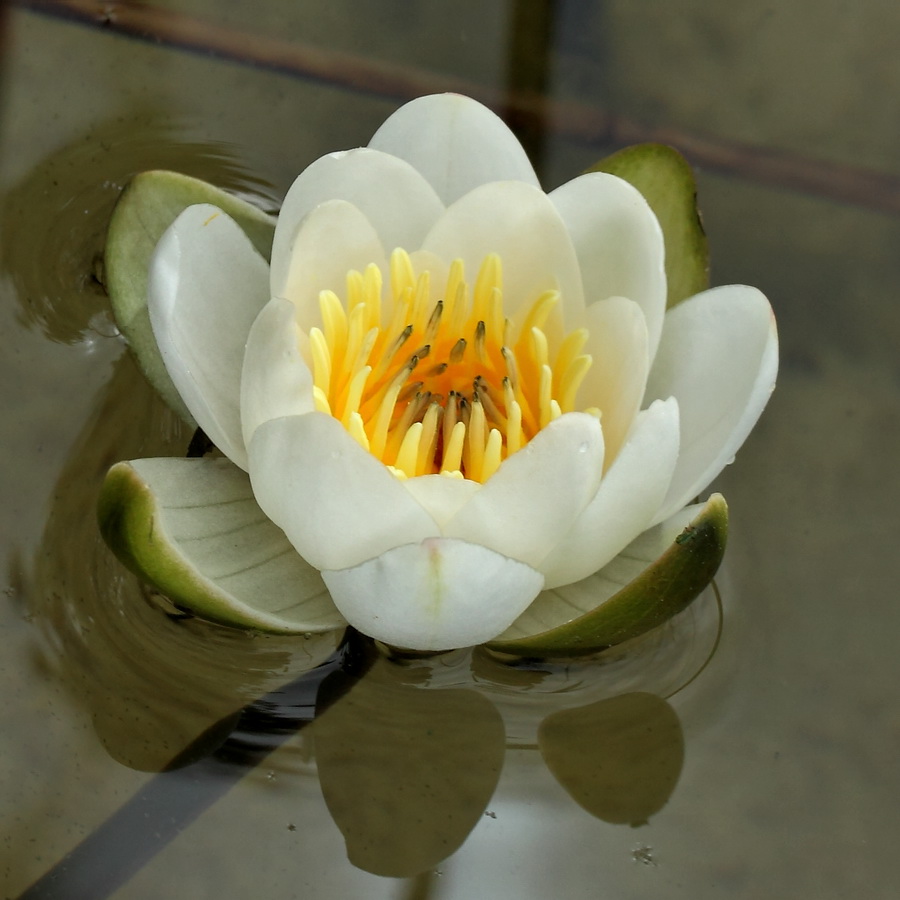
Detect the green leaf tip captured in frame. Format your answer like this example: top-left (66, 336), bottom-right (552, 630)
top-left (485, 494), bottom-right (728, 659)
top-left (589, 143), bottom-right (710, 308)
top-left (103, 170), bottom-right (276, 422)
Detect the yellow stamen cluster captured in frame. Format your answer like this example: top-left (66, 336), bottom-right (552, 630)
top-left (308, 249), bottom-right (593, 483)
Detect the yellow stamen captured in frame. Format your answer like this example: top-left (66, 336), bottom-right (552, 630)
top-left (347, 411), bottom-right (369, 451)
top-left (394, 421), bottom-right (423, 478)
top-left (442, 419), bottom-right (466, 474)
top-left (309, 327), bottom-right (331, 396)
top-left (308, 249), bottom-right (595, 483)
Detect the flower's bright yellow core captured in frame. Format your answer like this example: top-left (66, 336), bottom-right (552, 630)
top-left (309, 248), bottom-right (594, 482)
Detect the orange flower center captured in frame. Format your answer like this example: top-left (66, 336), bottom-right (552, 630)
top-left (309, 249), bottom-right (595, 482)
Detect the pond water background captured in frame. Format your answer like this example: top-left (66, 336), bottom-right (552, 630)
top-left (2, 2), bottom-right (900, 898)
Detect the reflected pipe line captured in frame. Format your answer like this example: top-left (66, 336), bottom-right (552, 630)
top-left (17, 0), bottom-right (900, 216)
top-left (15, 631), bottom-right (372, 900)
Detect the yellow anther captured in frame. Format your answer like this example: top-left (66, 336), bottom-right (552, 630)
top-left (539, 364), bottom-right (553, 430)
top-left (516, 289), bottom-right (558, 337)
top-left (347, 411), bottom-right (370, 451)
top-left (390, 248), bottom-right (416, 303)
top-left (340, 365), bottom-right (371, 425)
top-left (506, 399), bottom-right (523, 455)
top-left (554, 328), bottom-right (589, 386)
top-left (466, 398), bottom-right (487, 481)
top-left (417, 403), bottom-right (441, 475)
top-left (313, 386), bottom-right (331, 415)
top-left (309, 327), bottom-right (331, 396)
top-left (481, 428), bottom-right (503, 481)
top-left (319, 290), bottom-right (348, 356)
top-left (473, 253), bottom-right (502, 323)
top-left (442, 420), bottom-right (466, 474)
top-left (558, 354), bottom-right (592, 413)
top-left (394, 421), bottom-right (423, 478)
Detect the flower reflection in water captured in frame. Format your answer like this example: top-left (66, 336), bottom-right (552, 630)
top-left (29, 343), bottom-right (720, 877)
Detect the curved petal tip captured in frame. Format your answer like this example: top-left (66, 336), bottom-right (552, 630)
top-left (322, 538), bottom-right (544, 651)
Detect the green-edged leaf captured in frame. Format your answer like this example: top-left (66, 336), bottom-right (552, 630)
top-left (538, 692), bottom-right (683, 826)
top-left (104, 170), bottom-right (277, 421)
top-left (589, 144), bottom-right (709, 308)
top-left (97, 456), bottom-right (346, 634)
top-left (485, 494), bottom-right (727, 658)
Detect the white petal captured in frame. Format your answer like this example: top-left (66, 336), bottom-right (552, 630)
top-left (241, 298), bottom-right (315, 448)
top-left (126, 457), bottom-right (345, 632)
top-left (148, 204), bottom-right (269, 469)
top-left (368, 93), bottom-right (540, 205)
top-left (540, 398), bottom-right (680, 588)
top-left (646, 285), bottom-right (778, 521)
top-left (421, 180), bottom-right (585, 327)
top-left (498, 502), bottom-right (703, 640)
top-left (402, 475), bottom-right (481, 530)
top-left (551, 172), bottom-right (667, 360)
top-left (272, 199), bottom-right (387, 329)
top-left (322, 538), bottom-right (543, 651)
top-left (270, 148), bottom-right (443, 288)
top-left (579, 296), bottom-right (650, 466)
top-left (444, 413), bottom-right (604, 568)
top-left (248, 412), bottom-right (440, 570)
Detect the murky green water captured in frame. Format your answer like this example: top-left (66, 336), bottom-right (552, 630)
top-left (3, 2), bottom-right (900, 898)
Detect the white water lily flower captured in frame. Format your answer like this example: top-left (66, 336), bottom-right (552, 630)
top-left (139, 94), bottom-right (777, 652)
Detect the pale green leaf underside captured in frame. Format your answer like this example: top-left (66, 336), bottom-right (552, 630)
top-left (589, 143), bottom-right (710, 308)
top-left (98, 456), bottom-right (346, 634)
top-left (104, 170), bottom-right (276, 422)
top-left (486, 494), bottom-right (727, 657)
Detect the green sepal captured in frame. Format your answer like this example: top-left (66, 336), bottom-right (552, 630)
top-left (97, 458), bottom-right (345, 635)
top-left (103, 170), bottom-right (276, 421)
top-left (485, 494), bottom-right (727, 658)
top-left (589, 144), bottom-right (710, 308)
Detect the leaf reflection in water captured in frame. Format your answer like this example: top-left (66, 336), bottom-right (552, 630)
top-left (539, 691), bottom-right (684, 826)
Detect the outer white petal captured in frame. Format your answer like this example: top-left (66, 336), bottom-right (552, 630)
top-left (645, 285), bottom-right (778, 522)
top-left (272, 199), bottom-right (388, 328)
top-left (444, 412), bottom-right (604, 568)
top-left (551, 172), bottom-right (667, 360)
top-left (125, 457), bottom-right (345, 632)
top-left (241, 298), bottom-right (315, 448)
top-left (248, 412), bottom-right (440, 571)
top-left (579, 296), bottom-right (650, 466)
top-left (270, 148), bottom-right (444, 288)
top-left (368, 93), bottom-right (540, 205)
top-left (421, 181), bottom-right (585, 327)
top-left (148, 204), bottom-right (269, 470)
top-left (498, 502), bottom-right (703, 640)
top-left (322, 538), bottom-right (543, 651)
top-left (540, 398), bottom-right (680, 589)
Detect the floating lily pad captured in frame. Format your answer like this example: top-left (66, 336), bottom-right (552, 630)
top-left (485, 494), bottom-right (727, 658)
top-left (98, 456), bottom-right (346, 635)
top-left (590, 144), bottom-right (710, 308)
top-left (104, 170), bottom-right (276, 421)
